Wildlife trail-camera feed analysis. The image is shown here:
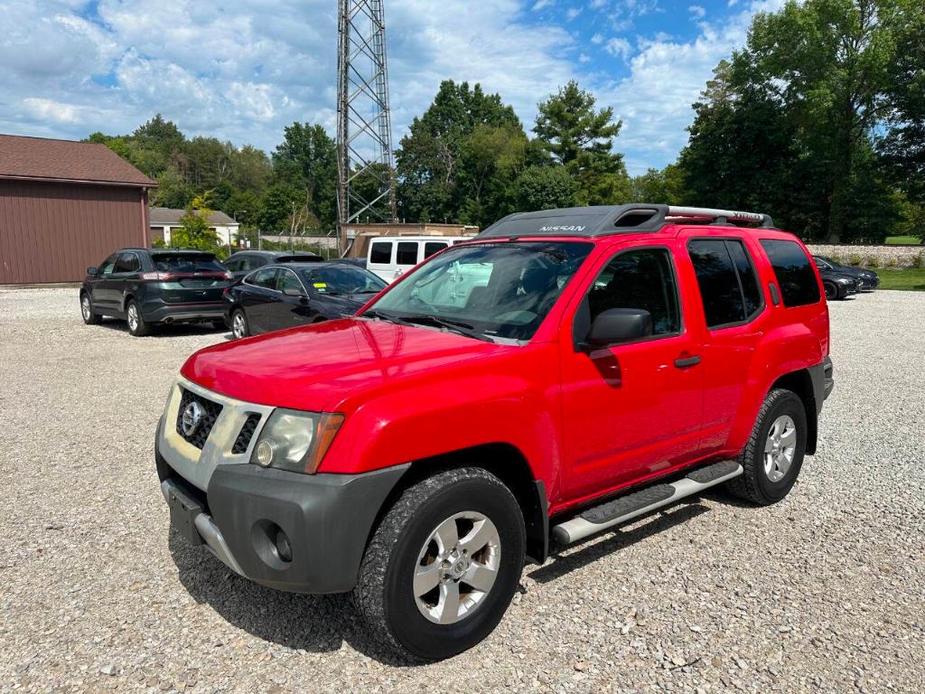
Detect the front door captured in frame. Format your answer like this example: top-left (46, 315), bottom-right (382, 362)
top-left (559, 243), bottom-right (705, 501)
top-left (91, 254), bottom-right (120, 312)
top-left (241, 267), bottom-right (280, 334)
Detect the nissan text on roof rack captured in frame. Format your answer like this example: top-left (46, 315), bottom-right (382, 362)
top-left (156, 203), bottom-right (834, 661)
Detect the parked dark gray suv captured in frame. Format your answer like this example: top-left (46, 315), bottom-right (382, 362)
top-left (80, 249), bottom-right (233, 336)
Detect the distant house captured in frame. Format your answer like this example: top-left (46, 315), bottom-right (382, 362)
top-left (0, 133), bottom-right (156, 284)
top-left (149, 207), bottom-right (240, 247)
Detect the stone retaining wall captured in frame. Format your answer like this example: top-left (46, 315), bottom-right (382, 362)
top-left (807, 244), bottom-right (924, 268)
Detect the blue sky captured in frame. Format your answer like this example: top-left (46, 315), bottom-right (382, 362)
top-left (0, 0), bottom-right (785, 175)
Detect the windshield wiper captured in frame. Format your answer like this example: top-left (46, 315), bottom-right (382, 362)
top-left (396, 314), bottom-right (495, 343)
top-left (363, 309), bottom-right (494, 343)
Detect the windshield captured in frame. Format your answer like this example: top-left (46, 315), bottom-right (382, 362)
top-left (152, 254), bottom-right (224, 273)
top-left (298, 265), bottom-right (386, 295)
top-left (365, 241), bottom-right (593, 342)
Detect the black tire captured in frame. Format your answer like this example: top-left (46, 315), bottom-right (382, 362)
top-left (823, 282), bottom-right (838, 301)
top-left (80, 292), bottom-right (101, 325)
top-left (125, 300), bottom-right (150, 337)
top-left (353, 467), bottom-right (526, 662)
top-left (727, 388), bottom-right (807, 505)
top-left (231, 309), bottom-right (249, 339)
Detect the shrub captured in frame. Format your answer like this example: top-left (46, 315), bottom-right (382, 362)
top-left (867, 256), bottom-right (880, 268)
top-left (912, 253), bottom-right (923, 269)
top-left (848, 254), bottom-right (863, 266)
top-left (885, 256), bottom-right (898, 268)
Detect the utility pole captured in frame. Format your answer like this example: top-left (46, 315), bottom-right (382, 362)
top-left (336, 0), bottom-right (398, 254)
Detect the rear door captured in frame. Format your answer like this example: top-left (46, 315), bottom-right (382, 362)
top-left (367, 240), bottom-right (394, 282)
top-left (151, 253), bottom-right (230, 306)
top-left (680, 232), bottom-right (767, 453)
top-left (240, 267), bottom-right (280, 334)
top-left (559, 242), bottom-right (705, 500)
top-left (394, 241), bottom-right (420, 280)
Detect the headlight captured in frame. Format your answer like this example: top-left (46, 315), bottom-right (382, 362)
top-left (251, 409), bottom-right (344, 474)
top-left (836, 277), bottom-right (852, 285)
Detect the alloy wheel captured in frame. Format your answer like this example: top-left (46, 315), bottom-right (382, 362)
top-left (413, 511), bottom-right (501, 625)
top-left (232, 312), bottom-right (246, 338)
top-left (127, 304), bottom-right (138, 332)
top-left (81, 296), bottom-right (91, 320)
top-left (764, 414), bottom-right (796, 483)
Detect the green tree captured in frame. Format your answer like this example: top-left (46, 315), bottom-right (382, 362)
top-left (533, 81), bottom-right (630, 205)
top-left (396, 80), bottom-right (524, 223)
top-left (513, 165), bottom-right (577, 212)
top-left (173, 193), bottom-right (225, 256)
top-left (272, 123), bottom-right (337, 229)
top-left (629, 164), bottom-right (686, 205)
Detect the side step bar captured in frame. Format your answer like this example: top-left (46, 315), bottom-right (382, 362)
top-left (552, 460), bottom-right (743, 545)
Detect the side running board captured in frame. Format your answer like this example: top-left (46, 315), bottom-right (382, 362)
top-left (552, 460), bottom-right (742, 545)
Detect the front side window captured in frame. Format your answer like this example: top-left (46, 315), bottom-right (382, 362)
top-left (760, 239), bottom-right (821, 307)
top-left (689, 239), bottom-right (763, 328)
top-left (396, 242), bottom-right (419, 266)
top-left (300, 265), bottom-right (386, 295)
top-left (587, 247), bottom-right (681, 337)
top-left (98, 255), bottom-right (117, 276)
top-left (367, 241), bottom-right (593, 342)
top-left (370, 242), bottom-right (392, 265)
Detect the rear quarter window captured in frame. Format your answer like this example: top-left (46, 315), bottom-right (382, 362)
top-left (759, 239), bottom-right (821, 307)
top-left (396, 242), bottom-right (418, 266)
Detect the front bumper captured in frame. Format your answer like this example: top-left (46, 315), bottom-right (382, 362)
top-left (157, 446), bottom-right (408, 593)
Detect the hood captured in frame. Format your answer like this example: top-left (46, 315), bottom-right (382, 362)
top-left (181, 317), bottom-right (507, 411)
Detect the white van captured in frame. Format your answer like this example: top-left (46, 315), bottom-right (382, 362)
top-left (366, 236), bottom-right (472, 282)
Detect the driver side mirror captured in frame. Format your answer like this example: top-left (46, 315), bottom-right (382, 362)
top-left (282, 287), bottom-right (306, 298)
top-left (585, 308), bottom-right (652, 348)
top-left (86, 266), bottom-right (98, 277)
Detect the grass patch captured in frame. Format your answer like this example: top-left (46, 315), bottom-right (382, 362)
top-left (876, 268), bottom-right (925, 291)
top-left (885, 235), bottom-right (922, 246)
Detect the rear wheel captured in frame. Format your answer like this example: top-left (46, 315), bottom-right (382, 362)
top-left (353, 467), bottom-right (525, 661)
top-left (126, 300), bottom-right (150, 337)
top-left (80, 293), bottom-right (101, 325)
top-left (727, 388), bottom-right (807, 505)
top-left (231, 309), bottom-right (249, 339)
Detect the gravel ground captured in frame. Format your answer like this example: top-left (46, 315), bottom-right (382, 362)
top-left (1, 288), bottom-right (923, 693)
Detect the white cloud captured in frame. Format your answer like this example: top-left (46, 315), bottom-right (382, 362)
top-left (595, 0), bottom-right (787, 174)
top-left (532, 0), bottom-right (554, 10)
top-left (688, 5), bottom-right (706, 18)
top-left (579, 53), bottom-right (592, 63)
top-left (566, 7), bottom-right (582, 21)
top-left (604, 37), bottom-right (633, 61)
top-left (591, 33), bottom-right (606, 44)
top-left (591, 0), bottom-right (609, 8)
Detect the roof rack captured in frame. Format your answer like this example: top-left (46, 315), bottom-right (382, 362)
top-left (477, 203), bottom-right (774, 239)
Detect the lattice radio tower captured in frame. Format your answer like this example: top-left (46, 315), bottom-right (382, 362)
top-left (336, 0), bottom-right (398, 249)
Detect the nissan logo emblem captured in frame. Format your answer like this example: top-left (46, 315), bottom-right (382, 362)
top-left (181, 400), bottom-right (204, 437)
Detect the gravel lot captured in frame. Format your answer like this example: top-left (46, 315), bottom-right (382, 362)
top-left (1, 288), bottom-right (923, 692)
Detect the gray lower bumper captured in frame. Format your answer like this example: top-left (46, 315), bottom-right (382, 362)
top-left (157, 447), bottom-right (409, 594)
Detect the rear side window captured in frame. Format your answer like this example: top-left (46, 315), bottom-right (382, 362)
top-left (276, 269), bottom-right (303, 292)
top-left (249, 268), bottom-right (278, 288)
top-left (114, 253), bottom-right (140, 273)
top-left (396, 242), bottom-right (418, 266)
top-left (370, 242), bottom-right (392, 264)
top-left (688, 239), bottom-right (763, 328)
top-left (424, 242), bottom-right (448, 259)
top-left (760, 239), bottom-right (821, 307)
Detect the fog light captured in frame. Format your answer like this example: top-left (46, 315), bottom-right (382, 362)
top-left (274, 529), bottom-right (292, 563)
top-left (255, 440), bottom-right (275, 467)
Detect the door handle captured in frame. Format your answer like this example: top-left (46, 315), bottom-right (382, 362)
top-left (674, 355), bottom-right (702, 368)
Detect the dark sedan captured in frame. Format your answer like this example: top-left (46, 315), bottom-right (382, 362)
top-left (818, 266), bottom-right (861, 300)
top-left (814, 255), bottom-right (879, 290)
top-left (224, 262), bottom-right (387, 338)
top-left (223, 250), bottom-right (324, 279)
top-left (81, 249), bottom-right (233, 336)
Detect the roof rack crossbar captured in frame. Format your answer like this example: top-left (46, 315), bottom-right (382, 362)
top-left (666, 206), bottom-right (773, 227)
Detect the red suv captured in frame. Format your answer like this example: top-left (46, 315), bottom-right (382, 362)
top-left (156, 204), bottom-right (833, 661)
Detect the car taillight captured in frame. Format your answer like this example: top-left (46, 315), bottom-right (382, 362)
top-left (222, 271), bottom-right (233, 280)
top-left (140, 272), bottom-right (177, 281)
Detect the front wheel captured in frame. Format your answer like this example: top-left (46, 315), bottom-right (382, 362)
top-left (823, 282), bottom-right (838, 301)
top-left (80, 293), bottom-right (101, 325)
top-left (353, 467), bottom-right (525, 661)
top-left (727, 388), bottom-right (807, 505)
